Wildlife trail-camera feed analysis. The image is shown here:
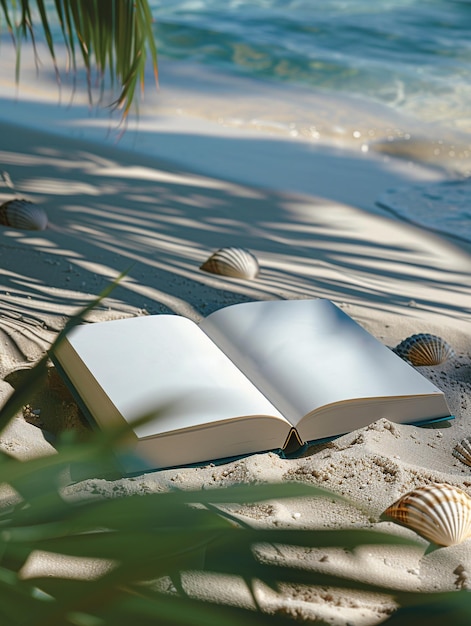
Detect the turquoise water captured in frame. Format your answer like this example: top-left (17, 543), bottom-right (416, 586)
top-left (149, 0), bottom-right (471, 242)
top-left (151, 0), bottom-right (471, 134)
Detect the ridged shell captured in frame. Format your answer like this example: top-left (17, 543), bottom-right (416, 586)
top-left (393, 333), bottom-right (455, 366)
top-left (381, 483), bottom-right (471, 546)
top-left (0, 199), bottom-right (48, 231)
top-left (453, 438), bottom-right (471, 468)
top-left (200, 247), bottom-right (259, 279)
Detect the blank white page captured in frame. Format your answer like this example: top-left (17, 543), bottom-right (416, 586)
top-left (63, 315), bottom-right (287, 438)
top-left (200, 299), bottom-right (444, 426)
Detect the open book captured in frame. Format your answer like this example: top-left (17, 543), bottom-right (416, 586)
top-left (51, 299), bottom-right (452, 473)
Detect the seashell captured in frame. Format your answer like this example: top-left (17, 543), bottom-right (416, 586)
top-left (0, 198), bottom-right (48, 231)
top-left (453, 438), bottom-right (471, 467)
top-left (393, 333), bottom-right (455, 366)
top-left (381, 483), bottom-right (471, 546)
top-left (200, 247), bottom-right (259, 279)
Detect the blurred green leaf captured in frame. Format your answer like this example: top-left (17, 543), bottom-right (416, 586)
top-left (383, 590), bottom-right (471, 624)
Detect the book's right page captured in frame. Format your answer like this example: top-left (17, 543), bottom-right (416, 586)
top-left (200, 299), bottom-right (450, 441)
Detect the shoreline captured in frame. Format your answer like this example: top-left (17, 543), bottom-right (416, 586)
top-left (1, 47), bottom-right (470, 250)
top-left (0, 46), bottom-right (464, 188)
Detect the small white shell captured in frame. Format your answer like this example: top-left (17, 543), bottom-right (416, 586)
top-left (0, 199), bottom-right (48, 231)
top-left (381, 483), bottom-right (471, 546)
top-left (200, 247), bottom-right (259, 279)
top-left (393, 333), bottom-right (455, 366)
top-left (453, 438), bottom-right (471, 467)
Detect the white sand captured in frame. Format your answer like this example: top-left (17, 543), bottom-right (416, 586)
top-left (1, 50), bottom-right (471, 625)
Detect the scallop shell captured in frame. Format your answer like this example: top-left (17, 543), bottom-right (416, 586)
top-left (200, 247), bottom-right (259, 279)
top-left (381, 483), bottom-right (471, 546)
top-left (393, 333), bottom-right (455, 366)
top-left (453, 438), bottom-right (471, 467)
top-left (0, 199), bottom-right (48, 231)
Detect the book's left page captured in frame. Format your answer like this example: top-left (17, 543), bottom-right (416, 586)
top-left (53, 315), bottom-right (291, 470)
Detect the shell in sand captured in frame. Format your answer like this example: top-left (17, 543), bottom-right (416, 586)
top-left (381, 483), bottom-right (471, 546)
top-left (453, 438), bottom-right (471, 468)
top-left (393, 333), bottom-right (455, 366)
top-left (200, 247), bottom-right (259, 279)
top-left (0, 199), bottom-right (48, 231)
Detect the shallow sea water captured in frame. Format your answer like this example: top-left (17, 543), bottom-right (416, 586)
top-left (148, 0), bottom-right (471, 241)
top-left (151, 0), bottom-right (471, 131)
top-left (377, 179), bottom-right (471, 244)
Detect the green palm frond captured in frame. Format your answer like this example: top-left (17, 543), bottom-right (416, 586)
top-left (0, 0), bottom-right (158, 116)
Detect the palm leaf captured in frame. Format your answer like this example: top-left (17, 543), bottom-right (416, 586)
top-left (0, 0), bottom-right (158, 115)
